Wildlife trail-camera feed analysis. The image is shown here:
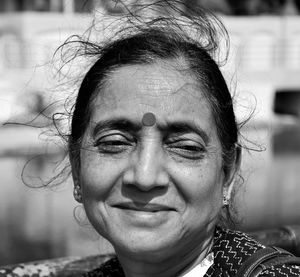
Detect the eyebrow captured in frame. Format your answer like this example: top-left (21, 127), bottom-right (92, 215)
top-left (164, 121), bottom-right (210, 144)
top-left (92, 118), bottom-right (141, 138)
top-left (92, 117), bottom-right (210, 144)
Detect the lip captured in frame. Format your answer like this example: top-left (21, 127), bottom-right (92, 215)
top-left (113, 202), bottom-right (175, 213)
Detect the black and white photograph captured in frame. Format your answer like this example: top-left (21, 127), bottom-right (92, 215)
top-left (0, 0), bottom-right (300, 276)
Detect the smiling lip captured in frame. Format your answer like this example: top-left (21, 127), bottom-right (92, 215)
top-left (113, 202), bottom-right (175, 212)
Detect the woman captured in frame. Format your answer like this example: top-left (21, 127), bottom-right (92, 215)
top-left (66, 2), bottom-right (300, 276)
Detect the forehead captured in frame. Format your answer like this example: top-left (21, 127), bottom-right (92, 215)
top-left (90, 61), bottom-right (216, 130)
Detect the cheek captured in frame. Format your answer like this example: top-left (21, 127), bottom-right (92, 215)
top-left (79, 152), bottom-right (121, 200)
top-left (188, 174), bottom-right (222, 205)
top-left (174, 162), bottom-right (224, 211)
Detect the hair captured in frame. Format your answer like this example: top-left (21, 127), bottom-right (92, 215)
top-left (65, 1), bottom-right (240, 226)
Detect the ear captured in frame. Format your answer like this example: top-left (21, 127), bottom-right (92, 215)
top-left (223, 146), bottom-right (242, 199)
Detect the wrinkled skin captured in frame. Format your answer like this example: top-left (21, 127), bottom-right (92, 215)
top-left (72, 60), bottom-right (234, 276)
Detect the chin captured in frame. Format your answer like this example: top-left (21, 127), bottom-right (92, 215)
top-left (111, 229), bottom-right (182, 259)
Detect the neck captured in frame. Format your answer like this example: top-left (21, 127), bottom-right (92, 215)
top-left (116, 234), bottom-right (214, 277)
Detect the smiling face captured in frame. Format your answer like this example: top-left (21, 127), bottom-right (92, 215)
top-left (73, 60), bottom-right (228, 263)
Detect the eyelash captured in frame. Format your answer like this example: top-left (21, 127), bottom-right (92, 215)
top-left (94, 134), bottom-right (134, 154)
top-left (166, 140), bottom-right (206, 159)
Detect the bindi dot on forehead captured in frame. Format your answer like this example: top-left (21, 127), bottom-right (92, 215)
top-left (142, 112), bottom-right (156, 127)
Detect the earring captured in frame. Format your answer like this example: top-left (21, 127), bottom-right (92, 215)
top-left (73, 184), bottom-right (83, 203)
top-left (223, 194), bottom-right (230, 206)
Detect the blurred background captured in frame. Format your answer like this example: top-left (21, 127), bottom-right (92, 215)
top-left (0, 0), bottom-right (300, 266)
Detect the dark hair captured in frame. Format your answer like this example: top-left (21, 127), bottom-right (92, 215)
top-left (68, 2), bottom-right (239, 225)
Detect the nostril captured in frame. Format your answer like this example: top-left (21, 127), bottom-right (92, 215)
top-left (124, 173), bottom-right (169, 192)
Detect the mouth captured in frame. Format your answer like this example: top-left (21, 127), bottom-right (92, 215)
top-left (113, 202), bottom-right (175, 213)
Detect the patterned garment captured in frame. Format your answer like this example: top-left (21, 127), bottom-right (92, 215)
top-left (83, 226), bottom-right (300, 277)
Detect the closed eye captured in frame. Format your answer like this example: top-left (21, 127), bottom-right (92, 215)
top-left (166, 140), bottom-right (206, 159)
top-left (94, 134), bottom-right (134, 154)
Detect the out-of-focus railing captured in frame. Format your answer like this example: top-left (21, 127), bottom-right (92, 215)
top-left (0, 14), bottom-right (299, 71)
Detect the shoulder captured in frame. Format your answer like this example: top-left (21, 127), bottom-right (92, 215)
top-left (82, 256), bottom-right (125, 277)
top-left (207, 226), bottom-right (266, 276)
top-left (213, 225), bottom-right (266, 260)
top-left (208, 226), bottom-right (300, 277)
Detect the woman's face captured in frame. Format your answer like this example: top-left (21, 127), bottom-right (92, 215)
top-left (75, 61), bottom-right (227, 260)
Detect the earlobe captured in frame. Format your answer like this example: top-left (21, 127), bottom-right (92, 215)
top-left (73, 182), bottom-right (83, 203)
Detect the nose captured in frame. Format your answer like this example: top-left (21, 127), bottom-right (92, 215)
top-left (122, 138), bottom-right (169, 191)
